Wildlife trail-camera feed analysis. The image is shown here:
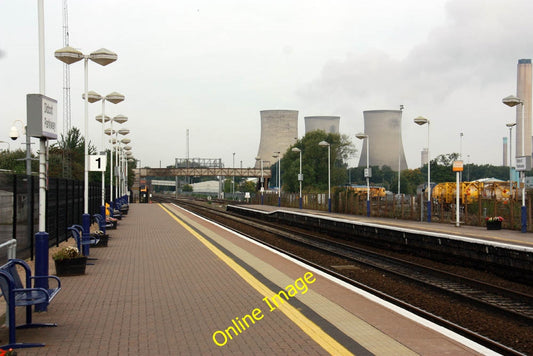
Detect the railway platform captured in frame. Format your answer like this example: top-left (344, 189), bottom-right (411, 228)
top-left (240, 204), bottom-right (533, 248)
top-left (4, 203), bottom-right (497, 355)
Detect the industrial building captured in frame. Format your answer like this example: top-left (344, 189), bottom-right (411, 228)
top-left (304, 116), bottom-right (340, 134)
top-left (358, 110), bottom-right (408, 171)
top-left (255, 110), bottom-right (298, 168)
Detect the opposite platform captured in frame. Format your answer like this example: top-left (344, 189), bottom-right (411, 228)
top-left (5, 203), bottom-right (496, 355)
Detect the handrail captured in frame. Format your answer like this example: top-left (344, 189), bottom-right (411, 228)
top-left (0, 239), bottom-right (17, 260)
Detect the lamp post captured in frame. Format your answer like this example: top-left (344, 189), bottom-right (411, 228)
top-left (55, 46), bottom-right (117, 253)
top-left (414, 116), bottom-right (431, 222)
top-left (96, 92), bottom-right (124, 208)
top-left (121, 139), bottom-right (132, 196)
top-left (318, 141), bottom-right (331, 212)
top-left (506, 122), bottom-right (517, 198)
top-left (256, 157), bottom-right (265, 205)
top-left (273, 152), bottom-right (281, 207)
top-left (232, 152), bottom-right (235, 200)
top-left (116, 128), bottom-right (130, 199)
top-left (355, 133), bottom-right (371, 216)
top-left (291, 147), bottom-right (303, 209)
top-left (503, 94), bottom-right (527, 233)
top-left (106, 114), bottom-right (128, 205)
top-left (399, 104), bottom-right (404, 195)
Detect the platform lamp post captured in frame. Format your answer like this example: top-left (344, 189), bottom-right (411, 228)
top-left (105, 114), bottom-right (128, 205)
top-left (115, 129), bottom-right (130, 199)
top-left (355, 133), bottom-right (371, 217)
top-left (503, 95), bottom-right (527, 233)
top-left (55, 46), bottom-right (117, 255)
top-left (95, 92), bottom-right (124, 214)
top-left (122, 141), bottom-right (132, 196)
top-left (318, 141), bottom-right (331, 212)
top-left (506, 122), bottom-right (516, 198)
top-left (124, 149), bottom-right (133, 196)
top-left (273, 152), bottom-right (281, 207)
top-left (82, 90), bottom-right (106, 222)
top-left (414, 116), bottom-right (431, 222)
top-left (255, 157), bottom-right (265, 205)
top-left (291, 147), bottom-right (303, 209)
top-left (116, 129), bottom-right (130, 199)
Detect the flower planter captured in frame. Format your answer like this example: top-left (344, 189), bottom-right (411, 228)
top-left (93, 235), bottom-right (109, 248)
top-left (54, 256), bottom-right (88, 276)
top-left (486, 221), bottom-right (502, 230)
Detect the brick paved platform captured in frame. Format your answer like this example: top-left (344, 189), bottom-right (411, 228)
top-left (1, 203), bottom-right (496, 355)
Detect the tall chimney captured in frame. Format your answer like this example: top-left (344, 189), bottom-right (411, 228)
top-left (503, 137), bottom-right (508, 166)
top-left (516, 59), bottom-right (532, 157)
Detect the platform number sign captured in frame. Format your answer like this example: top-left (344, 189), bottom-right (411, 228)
top-left (89, 155), bottom-right (107, 172)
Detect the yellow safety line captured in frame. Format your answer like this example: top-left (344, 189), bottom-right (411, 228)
top-left (159, 203), bottom-right (354, 356)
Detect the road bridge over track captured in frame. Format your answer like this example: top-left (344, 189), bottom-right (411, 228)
top-left (138, 167), bottom-right (271, 178)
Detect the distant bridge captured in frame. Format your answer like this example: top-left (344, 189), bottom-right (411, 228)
top-left (138, 167), bottom-right (271, 178)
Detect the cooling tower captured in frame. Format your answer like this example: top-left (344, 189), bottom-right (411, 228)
top-left (358, 110), bottom-right (408, 170)
top-left (304, 116), bottom-right (340, 134)
top-left (516, 59), bottom-right (532, 157)
top-left (255, 110), bottom-right (298, 168)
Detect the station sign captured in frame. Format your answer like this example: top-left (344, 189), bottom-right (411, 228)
top-left (89, 155), bottom-right (107, 171)
top-left (516, 156), bottom-right (531, 171)
top-left (452, 160), bottom-right (463, 172)
top-left (27, 94), bottom-right (58, 139)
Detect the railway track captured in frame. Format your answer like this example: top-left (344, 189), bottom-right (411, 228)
top-left (156, 196), bottom-right (532, 355)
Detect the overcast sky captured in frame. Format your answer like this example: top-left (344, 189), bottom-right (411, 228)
top-left (1, 0), bottom-right (533, 171)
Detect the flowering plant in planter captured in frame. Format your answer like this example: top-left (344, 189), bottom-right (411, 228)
top-left (52, 246), bottom-right (87, 276)
top-left (485, 216), bottom-right (504, 222)
top-left (52, 246), bottom-right (83, 261)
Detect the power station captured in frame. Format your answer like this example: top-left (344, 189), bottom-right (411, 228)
top-left (255, 110), bottom-right (298, 168)
top-left (358, 110), bottom-right (408, 170)
top-left (304, 116), bottom-right (340, 134)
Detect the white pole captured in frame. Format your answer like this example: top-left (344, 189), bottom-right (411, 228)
top-left (327, 144), bottom-right (331, 212)
top-left (109, 119), bottom-right (114, 202)
top-left (456, 170), bottom-right (460, 227)
top-left (38, 0), bottom-right (46, 231)
top-left (509, 126), bottom-right (513, 197)
top-left (427, 122), bottom-right (431, 222)
top-left (83, 57), bottom-right (89, 214)
top-left (299, 150), bottom-right (302, 202)
top-left (38, 0), bottom-right (45, 94)
top-left (521, 102), bottom-right (525, 207)
top-left (101, 99), bottom-right (106, 206)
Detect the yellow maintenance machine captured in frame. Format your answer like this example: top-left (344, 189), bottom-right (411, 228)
top-left (347, 185), bottom-right (387, 198)
top-left (431, 180), bottom-right (518, 204)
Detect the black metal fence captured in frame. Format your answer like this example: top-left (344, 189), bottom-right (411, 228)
top-left (0, 172), bottom-right (102, 262)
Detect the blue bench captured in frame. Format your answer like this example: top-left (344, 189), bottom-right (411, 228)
top-left (0, 259), bottom-right (61, 349)
top-left (67, 225), bottom-right (100, 256)
top-left (93, 213), bottom-right (113, 231)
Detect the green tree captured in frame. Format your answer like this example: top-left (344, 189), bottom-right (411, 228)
top-left (239, 180), bottom-right (257, 193)
top-left (49, 127), bottom-right (98, 180)
top-left (0, 148), bottom-right (36, 174)
top-left (279, 131), bottom-right (355, 192)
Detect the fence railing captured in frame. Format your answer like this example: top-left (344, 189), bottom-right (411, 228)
top-left (251, 188), bottom-right (531, 231)
top-left (0, 173), bottom-right (102, 262)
